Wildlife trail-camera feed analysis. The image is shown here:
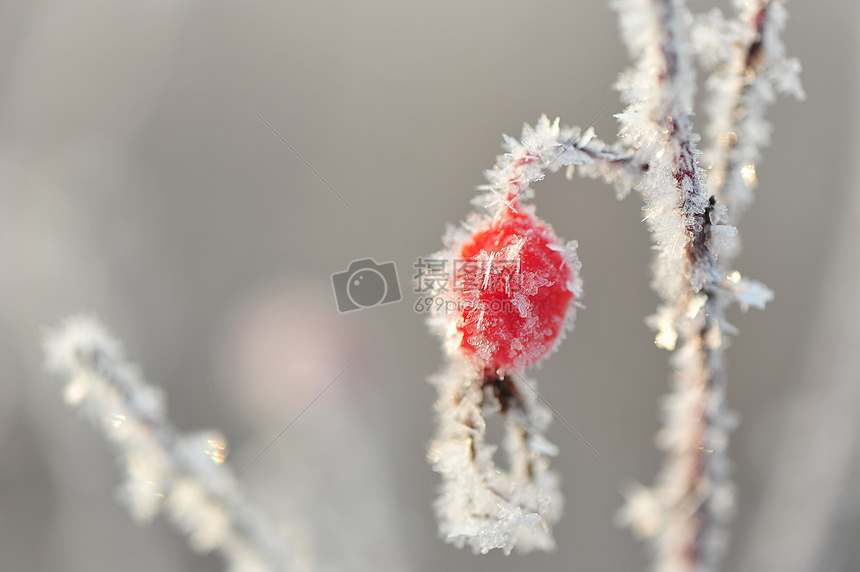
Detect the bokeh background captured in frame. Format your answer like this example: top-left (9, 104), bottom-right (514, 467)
top-left (1, 1), bottom-right (856, 571)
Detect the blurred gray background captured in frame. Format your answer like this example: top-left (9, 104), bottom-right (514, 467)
top-left (1, 1), bottom-right (856, 571)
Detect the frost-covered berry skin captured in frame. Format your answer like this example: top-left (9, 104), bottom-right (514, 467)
top-left (454, 205), bottom-right (576, 373)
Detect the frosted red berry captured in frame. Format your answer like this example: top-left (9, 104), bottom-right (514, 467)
top-left (453, 205), bottom-right (577, 374)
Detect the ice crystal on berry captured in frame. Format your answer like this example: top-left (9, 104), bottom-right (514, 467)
top-left (453, 205), bottom-right (579, 374)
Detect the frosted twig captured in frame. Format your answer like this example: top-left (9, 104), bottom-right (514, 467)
top-left (608, 0), bottom-right (795, 571)
top-left (473, 115), bottom-right (642, 213)
top-left (43, 316), bottom-right (301, 572)
top-left (697, 0), bottom-right (805, 221)
top-left (559, 126), bottom-right (643, 199)
top-left (612, 4), bottom-right (736, 567)
top-left (427, 358), bottom-right (562, 555)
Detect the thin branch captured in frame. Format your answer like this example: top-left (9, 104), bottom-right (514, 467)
top-left (699, 0), bottom-right (805, 221)
top-left (611, 0), bottom-right (753, 570)
top-left (427, 359), bottom-right (561, 555)
top-left (43, 316), bottom-right (303, 572)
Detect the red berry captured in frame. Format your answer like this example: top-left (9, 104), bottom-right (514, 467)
top-left (453, 205), bottom-right (577, 373)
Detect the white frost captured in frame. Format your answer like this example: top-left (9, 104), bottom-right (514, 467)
top-left (427, 359), bottom-right (561, 555)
